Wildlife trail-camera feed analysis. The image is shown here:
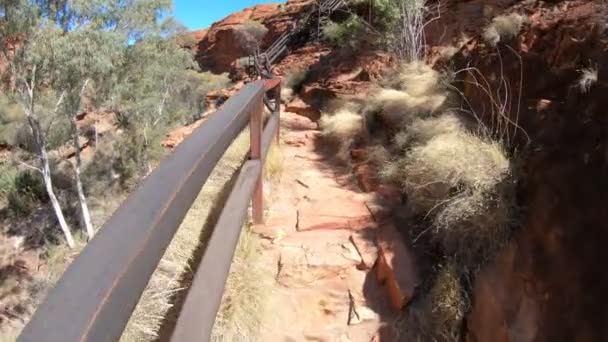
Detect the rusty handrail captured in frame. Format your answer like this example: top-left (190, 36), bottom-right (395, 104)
top-left (18, 78), bottom-right (282, 342)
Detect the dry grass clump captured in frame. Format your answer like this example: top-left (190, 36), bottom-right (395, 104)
top-left (393, 112), bottom-right (469, 150)
top-left (284, 68), bottom-right (310, 94)
top-left (371, 89), bottom-right (446, 126)
top-left (280, 87), bottom-right (294, 103)
top-left (368, 63), bottom-right (449, 127)
top-left (265, 143), bottom-right (284, 182)
top-left (401, 131), bottom-right (514, 265)
top-left (319, 107), bottom-right (365, 143)
top-left (382, 112), bottom-right (514, 266)
top-left (578, 66), bottom-right (598, 93)
top-left (399, 263), bottom-right (468, 341)
top-left (402, 132), bottom-right (510, 212)
top-left (383, 62), bottom-right (443, 96)
top-left (319, 107), bottom-right (366, 162)
top-left (482, 13), bottom-right (526, 46)
top-left (211, 228), bottom-right (271, 341)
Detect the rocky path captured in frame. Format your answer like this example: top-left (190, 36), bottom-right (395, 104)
top-left (252, 110), bottom-right (419, 341)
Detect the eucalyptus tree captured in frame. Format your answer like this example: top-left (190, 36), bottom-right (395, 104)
top-left (0, 0), bottom-right (192, 246)
top-left (110, 18), bottom-right (197, 175)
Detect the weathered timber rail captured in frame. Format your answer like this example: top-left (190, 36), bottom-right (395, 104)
top-left (18, 78), bottom-right (282, 342)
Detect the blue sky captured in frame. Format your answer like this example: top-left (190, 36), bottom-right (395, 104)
top-left (173, 0), bottom-right (286, 30)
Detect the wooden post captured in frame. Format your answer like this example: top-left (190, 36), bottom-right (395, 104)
top-left (276, 82), bottom-right (281, 144)
top-left (250, 100), bottom-right (264, 224)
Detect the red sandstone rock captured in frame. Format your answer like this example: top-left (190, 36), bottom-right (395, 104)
top-left (297, 198), bottom-right (375, 232)
top-left (349, 229), bottom-right (378, 270)
top-left (179, 0), bottom-right (315, 74)
top-left (375, 224), bottom-right (419, 311)
top-left (285, 98), bottom-right (321, 121)
top-left (353, 162), bottom-right (378, 193)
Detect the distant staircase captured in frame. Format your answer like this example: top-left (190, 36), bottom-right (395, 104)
top-left (249, 0), bottom-right (347, 80)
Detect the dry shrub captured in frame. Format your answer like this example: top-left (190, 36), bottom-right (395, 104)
top-left (283, 68), bottom-right (310, 95)
top-left (433, 189), bottom-right (513, 266)
top-left (578, 66), bottom-right (598, 93)
top-left (370, 89), bottom-right (447, 126)
top-left (366, 144), bottom-right (391, 165)
top-left (393, 112), bottom-right (469, 150)
top-left (383, 112), bottom-right (514, 266)
top-left (399, 263), bottom-right (468, 341)
top-left (384, 62), bottom-right (443, 96)
top-left (235, 21), bottom-right (268, 54)
top-left (320, 107), bottom-right (365, 143)
top-left (319, 107), bottom-right (365, 162)
top-left (280, 87), bottom-right (294, 103)
top-left (369, 63), bottom-right (449, 127)
top-left (400, 129), bottom-right (514, 265)
top-left (265, 143), bottom-right (284, 182)
top-left (482, 13), bottom-right (526, 46)
top-left (402, 132), bottom-right (510, 212)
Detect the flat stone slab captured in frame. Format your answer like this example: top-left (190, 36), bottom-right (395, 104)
top-left (277, 243), bottom-right (359, 288)
top-left (297, 199), bottom-right (375, 232)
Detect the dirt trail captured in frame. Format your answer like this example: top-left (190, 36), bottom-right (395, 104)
top-left (252, 110), bottom-right (406, 341)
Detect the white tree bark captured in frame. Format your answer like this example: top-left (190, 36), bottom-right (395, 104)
top-left (41, 148), bottom-right (75, 248)
top-left (25, 112), bottom-right (75, 248)
top-left (18, 72), bottom-right (75, 248)
top-left (70, 79), bottom-right (94, 240)
top-left (71, 118), bottom-right (94, 239)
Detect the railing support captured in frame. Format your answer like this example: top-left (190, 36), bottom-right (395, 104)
top-left (250, 100), bottom-right (264, 224)
top-left (276, 83), bottom-right (281, 144)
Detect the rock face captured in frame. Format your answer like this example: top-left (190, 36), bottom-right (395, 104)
top-left (181, 0), bottom-right (314, 74)
top-left (430, 0), bottom-right (608, 340)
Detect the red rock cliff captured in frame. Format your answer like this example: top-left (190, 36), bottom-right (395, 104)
top-left (182, 0), bottom-right (313, 74)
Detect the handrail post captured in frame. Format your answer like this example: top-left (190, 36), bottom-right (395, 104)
top-left (276, 82), bottom-right (281, 144)
top-left (250, 99), bottom-right (264, 224)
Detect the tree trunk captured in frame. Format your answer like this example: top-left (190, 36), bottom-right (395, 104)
top-left (21, 85), bottom-right (75, 248)
top-left (41, 155), bottom-right (75, 248)
top-left (142, 127), bottom-right (152, 176)
top-left (31, 118), bottom-right (75, 248)
top-left (71, 118), bottom-right (94, 239)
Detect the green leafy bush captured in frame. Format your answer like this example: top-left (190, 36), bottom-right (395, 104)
top-left (8, 169), bottom-right (48, 215)
top-left (0, 162), bottom-right (18, 207)
top-left (284, 68), bottom-right (310, 95)
top-left (323, 16), bottom-right (369, 48)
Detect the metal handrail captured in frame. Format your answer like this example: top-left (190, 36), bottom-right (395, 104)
top-left (18, 78), bottom-right (282, 342)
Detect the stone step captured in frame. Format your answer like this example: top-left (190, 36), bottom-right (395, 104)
top-left (297, 198), bottom-right (376, 232)
top-left (375, 224), bottom-right (420, 311)
top-left (276, 230), bottom-right (362, 288)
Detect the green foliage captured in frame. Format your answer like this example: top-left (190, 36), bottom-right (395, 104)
top-left (175, 71), bottom-right (231, 123)
top-left (323, 16), bottom-right (368, 48)
top-left (284, 68), bottom-right (310, 94)
top-left (0, 162), bottom-right (18, 206)
top-left (0, 94), bottom-right (24, 145)
top-left (0, 94), bottom-right (24, 125)
top-left (367, 0), bottom-right (401, 34)
top-left (8, 169), bottom-right (48, 215)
